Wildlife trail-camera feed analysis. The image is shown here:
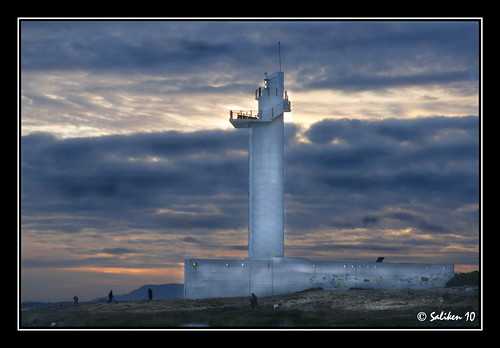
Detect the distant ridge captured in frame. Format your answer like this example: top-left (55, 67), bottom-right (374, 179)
top-left (93, 283), bottom-right (184, 302)
top-left (21, 283), bottom-right (185, 310)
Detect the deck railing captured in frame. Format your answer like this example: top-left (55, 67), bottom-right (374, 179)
top-left (230, 99), bottom-right (291, 121)
top-left (230, 110), bottom-right (260, 120)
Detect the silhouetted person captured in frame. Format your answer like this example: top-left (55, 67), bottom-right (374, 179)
top-left (108, 290), bottom-right (113, 303)
top-left (73, 295), bottom-right (79, 307)
top-left (148, 288), bottom-right (153, 301)
top-left (249, 293), bottom-right (258, 310)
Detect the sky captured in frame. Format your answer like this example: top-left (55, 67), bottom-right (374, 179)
top-left (19, 19), bottom-right (481, 302)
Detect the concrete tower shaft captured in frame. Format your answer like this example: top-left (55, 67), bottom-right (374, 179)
top-left (248, 114), bottom-right (284, 259)
top-left (230, 72), bottom-right (291, 260)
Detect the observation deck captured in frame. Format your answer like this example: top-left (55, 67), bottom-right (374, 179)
top-left (229, 99), bottom-right (291, 128)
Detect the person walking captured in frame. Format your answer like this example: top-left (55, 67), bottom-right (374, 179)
top-left (73, 295), bottom-right (79, 307)
top-left (108, 290), bottom-right (113, 303)
top-left (249, 293), bottom-right (258, 311)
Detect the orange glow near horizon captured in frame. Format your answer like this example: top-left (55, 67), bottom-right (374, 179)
top-left (58, 266), bottom-right (184, 280)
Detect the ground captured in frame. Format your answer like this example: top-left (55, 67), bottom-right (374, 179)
top-left (20, 286), bottom-right (480, 329)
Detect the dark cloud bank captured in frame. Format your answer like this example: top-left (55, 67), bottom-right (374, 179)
top-left (21, 21), bottom-right (478, 95)
top-left (21, 116), bottom-right (479, 265)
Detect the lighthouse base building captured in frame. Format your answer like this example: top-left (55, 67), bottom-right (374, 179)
top-left (184, 257), bottom-right (453, 299)
top-left (183, 71), bottom-right (453, 299)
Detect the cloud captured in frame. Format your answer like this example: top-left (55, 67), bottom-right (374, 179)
top-left (19, 20), bottom-right (480, 300)
top-left (290, 117), bottom-right (478, 206)
top-left (99, 248), bottom-right (137, 255)
top-left (20, 21), bottom-right (479, 138)
top-left (308, 70), bottom-right (477, 93)
top-left (21, 116), bottom-right (479, 273)
top-left (21, 21), bottom-right (264, 76)
top-left (288, 21), bottom-right (478, 92)
top-left (21, 130), bottom-right (249, 230)
top-left (286, 116), bottom-right (478, 264)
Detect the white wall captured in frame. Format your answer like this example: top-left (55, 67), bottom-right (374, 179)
top-left (184, 258), bottom-right (454, 299)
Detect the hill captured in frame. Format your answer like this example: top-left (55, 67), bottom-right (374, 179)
top-left (21, 284), bottom-right (183, 310)
top-left (445, 271), bottom-right (479, 287)
top-left (20, 286), bottom-right (479, 328)
top-left (93, 283), bottom-right (183, 302)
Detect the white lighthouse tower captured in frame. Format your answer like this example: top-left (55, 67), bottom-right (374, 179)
top-left (183, 68), bottom-right (453, 300)
top-left (230, 72), bottom-right (291, 259)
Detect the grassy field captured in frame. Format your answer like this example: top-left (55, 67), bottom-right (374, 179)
top-left (20, 285), bottom-right (480, 329)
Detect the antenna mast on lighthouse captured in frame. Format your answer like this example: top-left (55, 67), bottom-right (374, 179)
top-left (278, 42), bottom-right (282, 72)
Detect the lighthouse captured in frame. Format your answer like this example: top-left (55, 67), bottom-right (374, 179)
top-left (230, 72), bottom-right (291, 259)
top-left (183, 70), bottom-right (453, 300)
